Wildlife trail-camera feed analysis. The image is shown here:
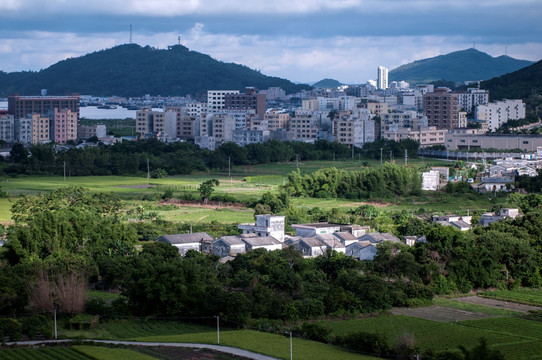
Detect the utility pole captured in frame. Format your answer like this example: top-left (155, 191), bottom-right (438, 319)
top-left (380, 147), bottom-right (383, 166)
top-left (147, 157), bottom-right (150, 184)
top-left (63, 162), bottom-right (66, 182)
top-left (54, 308), bottom-right (57, 339)
top-left (405, 149), bottom-right (408, 166)
top-left (290, 331), bottom-right (293, 360)
top-left (216, 316), bottom-right (220, 344)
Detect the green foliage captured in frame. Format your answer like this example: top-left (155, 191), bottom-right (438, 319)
top-left (459, 337), bottom-right (505, 360)
top-left (0, 317), bottom-right (22, 341)
top-left (21, 314), bottom-right (52, 339)
top-left (335, 330), bottom-right (390, 356)
top-left (293, 322), bottom-right (333, 343)
top-left (445, 181), bottom-right (474, 194)
top-left (0, 44), bottom-right (311, 97)
top-left (198, 178), bottom-right (220, 203)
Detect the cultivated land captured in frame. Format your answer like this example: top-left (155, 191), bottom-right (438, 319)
top-left (0, 159), bottom-right (507, 224)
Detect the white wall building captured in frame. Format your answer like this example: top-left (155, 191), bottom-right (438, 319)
top-left (238, 215), bottom-right (286, 242)
top-left (377, 66), bottom-right (388, 90)
top-left (207, 90), bottom-right (239, 113)
top-left (476, 99), bottom-right (526, 131)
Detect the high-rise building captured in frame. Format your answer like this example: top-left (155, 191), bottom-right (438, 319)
top-left (207, 90), bottom-right (239, 113)
top-left (377, 66), bottom-right (388, 90)
top-left (51, 108), bottom-right (78, 144)
top-left (224, 88), bottom-right (266, 117)
top-left (136, 109), bottom-right (177, 140)
top-left (31, 114), bottom-right (50, 144)
top-left (422, 88), bottom-right (460, 130)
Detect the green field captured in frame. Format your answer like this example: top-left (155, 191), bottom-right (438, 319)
top-left (432, 297), bottom-right (520, 316)
top-left (134, 329), bottom-right (378, 360)
top-left (0, 346), bottom-right (89, 360)
top-left (478, 289), bottom-right (542, 306)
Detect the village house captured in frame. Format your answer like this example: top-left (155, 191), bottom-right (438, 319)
top-left (479, 208), bottom-right (520, 226)
top-left (291, 222), bottom-right (343, 237)
top-left (432, 215), bottom-right (472, 231)
top-left (316, 234), bottom-right (346, 254)
top-left (291, 237), bottom-right (329, 258)
top-left (332, 231), bottom-right (359, 246)
top-left (346, 241), bottom-right (378, 260)
top-left (238, 214), bottom-right (286, 242)
top-left (212, 236), bottom-right (247, 257)
top-left (357, 232), bottom-right (401, 244)
top-left (241, 235), bottom-right (283, 252)
top-left (155, 232), bottom-right (214, 256)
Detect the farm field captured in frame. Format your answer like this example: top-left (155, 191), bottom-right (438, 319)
top-left (432, 297), bottom-right (521, 316)
top-left (478, 288), bottom-right (542, 307)
top-left (72, 346), bottom-right (156, 360)
top-left (0, 346), bottom-right (90, 360)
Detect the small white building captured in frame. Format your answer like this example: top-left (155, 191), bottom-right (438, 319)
top-left (422, 170), bottom-right (440, 191)
top-left (155, 232), bottom-right (214, 256)
top-left (291, 222), bottom-right (343, 237)
top-left (241, 235), bottom-right (283, 252)
top-left (238, 214), bottom-right (285, 242)
top-left (479, 208), bottom-right (520, 226)
top-left (292, 237), bottom-right (328, 258)
top-left (346, 241), bottom-right (378, 261)
top-left (212, 236), bottom-right (247, 257)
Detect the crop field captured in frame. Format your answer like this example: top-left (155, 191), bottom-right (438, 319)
top-left (320, 314), bottom-right (530, 356)
top-left (134, 329), bottom-right (379, 360)
top-left (72, 346), bottom-right (155, 360)
top-left (432, 297), bottom-right (521, 316)
top-left (478, 288), bottom-right (542, 306)
top-left (0, 346), bottom-right (89, 360)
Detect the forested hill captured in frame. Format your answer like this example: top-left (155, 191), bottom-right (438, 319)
top-left (0, 44), bottom-right (311, 97)
top-left (389, 48), bottom-right (534, 85)
top-left (480, 59), bottom-right (542, 101)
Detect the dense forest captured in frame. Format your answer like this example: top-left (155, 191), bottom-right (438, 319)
top-left (0, 44), bottom-right (311, 97)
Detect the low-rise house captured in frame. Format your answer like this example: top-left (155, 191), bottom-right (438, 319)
top-left (358, 232), bottom-right (401, 244)
top-left (292, 237), bottom-right (328, 258)
top-left (479, 208), bottom-right (520, 226)
top-left (241, 235), bottom-right (283, 252)
top-left (291, 222), bottom-right (343, 237)
top-left (478, 176), bottom-right (514, 192)
top-left (316, 234), bottom-right (346, 253)
top-left (238, 214), bottom-right (285, 242)
top-left (212, 236), bottom-right (247, 257)
top-left (340, 225), bottom-right (371, 237)
top-left (333, 231), bottom-right (359, 246)
top-left (346, 241), bottom-right (378, 260)
top-left (403, 235), bottom-right (428, 246)
top-left (155, 232), bottom-right (213, 256)
top-left (432, 215), bottom-right (472, 231)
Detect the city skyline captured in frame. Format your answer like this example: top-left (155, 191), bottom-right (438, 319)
top-left (1, 0), bottom-right (541, 84)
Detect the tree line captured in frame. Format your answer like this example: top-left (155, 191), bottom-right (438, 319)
top-left (2, 138), bottom-right (419, 176)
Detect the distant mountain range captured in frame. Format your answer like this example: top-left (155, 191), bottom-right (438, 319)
top-left (0, 44), bottom-right (311, 98)
top-left (389, 48), bottom-right (534, 85)
top-left (480, 59), bottom-right (542, 101)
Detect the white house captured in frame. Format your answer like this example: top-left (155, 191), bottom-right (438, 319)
top-left (316, 234), bottom-right (346, 254)
top-left (238, 214), bottom-right (286, 242)
top-left (479, 208), bottom-right (520, 226)
top-left (292, 237), bottom-right (328, 258)
top-left (358, 232), bottom-right (401, 244)
top-left (346, 241), bottom-right (378, 261)
top-left (212, 236), bottom-right (247, 257)
top-left (291, 222), bottom-right (343, 237)
top-left (241, 235), bottom-right (283, 252)
top-left (332, 232), bottom-right (359, 246)
top-left (155, 232), bottom-right (214, 256)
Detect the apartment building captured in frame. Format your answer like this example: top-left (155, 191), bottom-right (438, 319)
top-left (377, 66), bottom-right (388, 90)
top-left (14, 117), bottom-right (32, 145)
top-left (50, 108), bottom-right (77, 144)
top-left (8, 95), bottom-right (80, 119)
top-left (207, 90), bottom-right (239, 113)
top-left (382, 126), bottom-right (447, 147)
top-left (31, 114), bottom-right (50, 144)
top-left (422, 88), bottom-right (460, 130)
top-left (264, 110), bottom-right (290, 130)
top-left (224, 88), bottom-right (266, 117)
top-left (290, 111), bottom-right (319, 141)
top-left (457, 88), bottom-right (489, 113)
top-left (333, 109), bottom-right (375, 148)
top-left (0, 115), bottom-right (14, 144)
top-left (475, 99), bottom-right (526, 131)
top-left (211, 113), bottom-right (236, 144)
top-left (136, 109), bottom-right (177, 140)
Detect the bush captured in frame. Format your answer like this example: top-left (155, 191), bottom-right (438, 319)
top-left (335, 330), bottom-right (390, 356)
top-left (0, 318), bottom-right (22, 341)
top-left (21, 314), bottom-right (51, 339)
top-left (293, 322), bottom-right (332, 343)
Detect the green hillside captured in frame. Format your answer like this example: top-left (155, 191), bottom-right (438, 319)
top-left (480, 59), bottom-right (542, 100)
top-left (312, 78), bottom-right (343, 88)
top-left (0, 44), bottom-right (311, 97)
top-left (389, 48), bottom-right (533, 85)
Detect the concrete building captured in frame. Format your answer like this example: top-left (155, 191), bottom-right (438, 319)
top-left (184, 102), bottom-right (207, 117)
top-left (0, 115), bottom-right (14, 144)
top-left (444, 132), bottom-right (542, 151)
top-left (479, 208), bottom-right (520, 226)
top-left (291, 222), bottom-right (343, 237)
top-left (238, 214), bottom-right (286, 242)
top-left (51, 108), bottom-right (77, 144)
top-left (136, 109), bottom-right (177, 140)
top-left (207, 90), bottom-right (239, 113)
top-left (382, 126), bottom-right (447, 147)
top-left (31, 114), bottom-right (50, 144)
top-left (14, 117), bottom-right (32, 145)
top-left (232, 129), bottom-right (270, 147)
top-left (8, 95), bottom-right (80, 119)
top-left (423, 88), bottom-right (460, 130)
top-left (224, 88), bottom-right (266, 118)
top-left (476, 99), bottom-right (526, 131)
top-left (211, 113), bottom-right (236, 144)
top-left (377, 66), bottom-right (388, 90)
top-left (290, 111), bottom-right (319, 142)
top-left (264, 110), bottom-right (290, 130)
top-left (333, 109), bottom-right (376, 148)
top-left (457, 88), bottom-right (489, 114)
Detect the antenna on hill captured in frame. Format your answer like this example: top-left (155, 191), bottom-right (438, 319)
top-left (178, 36), bottom-right (181, 45)
top-left (130, 24), bottom-right (133, 44)
top-left (505, 46), bottom-right (508, 56)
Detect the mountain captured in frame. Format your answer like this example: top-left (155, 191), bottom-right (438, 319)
top-left (312, 78), bottom-right (343, 88)
top-left (0, 44), bottom-right (311, 97)
top-left (480, 59), bottom-right (542, 101)
top-left (389, 48), bottom-right (534, 85)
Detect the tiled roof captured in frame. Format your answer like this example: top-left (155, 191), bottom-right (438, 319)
top-left (156, 232), bottom-right (213, 244)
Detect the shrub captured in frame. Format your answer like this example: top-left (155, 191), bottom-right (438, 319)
top-left (335, 330), bottom-right (390, 356)
top-left (0, 318), bottom-right (22, 341)
top-left (21, 315), bottom-right (52, 339)
top-left (293, 322), bottom-right (332, 343)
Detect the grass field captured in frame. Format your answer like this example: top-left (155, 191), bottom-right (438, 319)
top-left (478, 289), bottom-right (542, 306)
top-left (0, 346), bottom-right (90, 360)
top-left (432, 297), bottom-right (521, 316)
top-left (134, 329), bottom-right (379, 360)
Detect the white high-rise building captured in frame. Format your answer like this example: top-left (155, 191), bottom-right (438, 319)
top-left (377, 66), bottom-right (388, 90)
top-left (207, 90), bottom-right (239, 113)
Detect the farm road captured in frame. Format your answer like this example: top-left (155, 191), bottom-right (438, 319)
top-left (4, 339), bottom-right (280, 360)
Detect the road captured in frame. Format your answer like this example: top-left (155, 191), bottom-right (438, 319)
top-left (4, 339), bottom-right (280, 360)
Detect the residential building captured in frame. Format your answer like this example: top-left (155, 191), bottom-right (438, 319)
top-left (211, 113), bottom-right (236, 144)
top-left (224, 88), bottom-right (266, 118)
top-left (184, 102), bottom-right (207, 117)
top-left (0, 115), bottom-right (14, 144)
top-left (423, 88), bottom-right (460, 130)
top-left (290, 111), bottom-right (319, 142)
top-left (238, 214), bottom-right (286, 242)
top-left (136, 109), bottom-right (177, 140)
top-left (31, 114), bottom-right (50, 144)
top-left (457, 88), bottom-right (489, 114)
top-left (241, 235), bottom-right (283, 252)
top-left (212, 236), bottom-right (247, 257)
top-left (432, 215), bottom-right (472, 231)
top-left (291, 222), bottom-right (343, 237)
top-left (156, 232), bottom-right (214, 256)
top-left (207, 90), bottom-right (239, 113)
top-left (479, 208), bottom-right (520, 226)
top-left (8, 95), bottom-right (80, 119)
top-left (476, 99), bottom-right (526, 131)
top-left (264, 111), bottom-right (290, 130)
top-left (333, 109), bottom-right (376, 148)
top-left (377, 66), bottom-right (388, 90)
top-left (382, 126), bottom-right (447, 147)
top-left (51, 108), bottom-right (77, 144)
top-left (14, 117), bottom-right (32, 145)
top-left (444, 132), bottom-right (542, 151)
top-left (232, 129), bottom-right (270, 146)
top-left (346, 241), bottom-right (377, 260)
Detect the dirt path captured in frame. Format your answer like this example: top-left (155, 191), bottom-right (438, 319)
top-left (390, 306), bottom-right (498, 322)
top-left (454, 296), bottom-right (542, 313)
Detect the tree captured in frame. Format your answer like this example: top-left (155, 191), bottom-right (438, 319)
top-left (9, 143), bottom-right (28, 163)
top-left (198, 179), bottom-right (219, 204)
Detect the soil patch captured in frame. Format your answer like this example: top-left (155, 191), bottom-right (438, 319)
top-left (339, 201), bottom-right (393, 208)
top-left (455, 296), bottom-right (542, 313)
top-left (390, 306), bottom-right (498, 322)
top-left (136, 345), bottom-right (250, 359)
top-left (159, 198), bottom-right (248, 210)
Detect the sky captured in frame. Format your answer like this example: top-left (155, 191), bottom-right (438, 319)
top-left (1, 0), bottom-right (542, 85)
